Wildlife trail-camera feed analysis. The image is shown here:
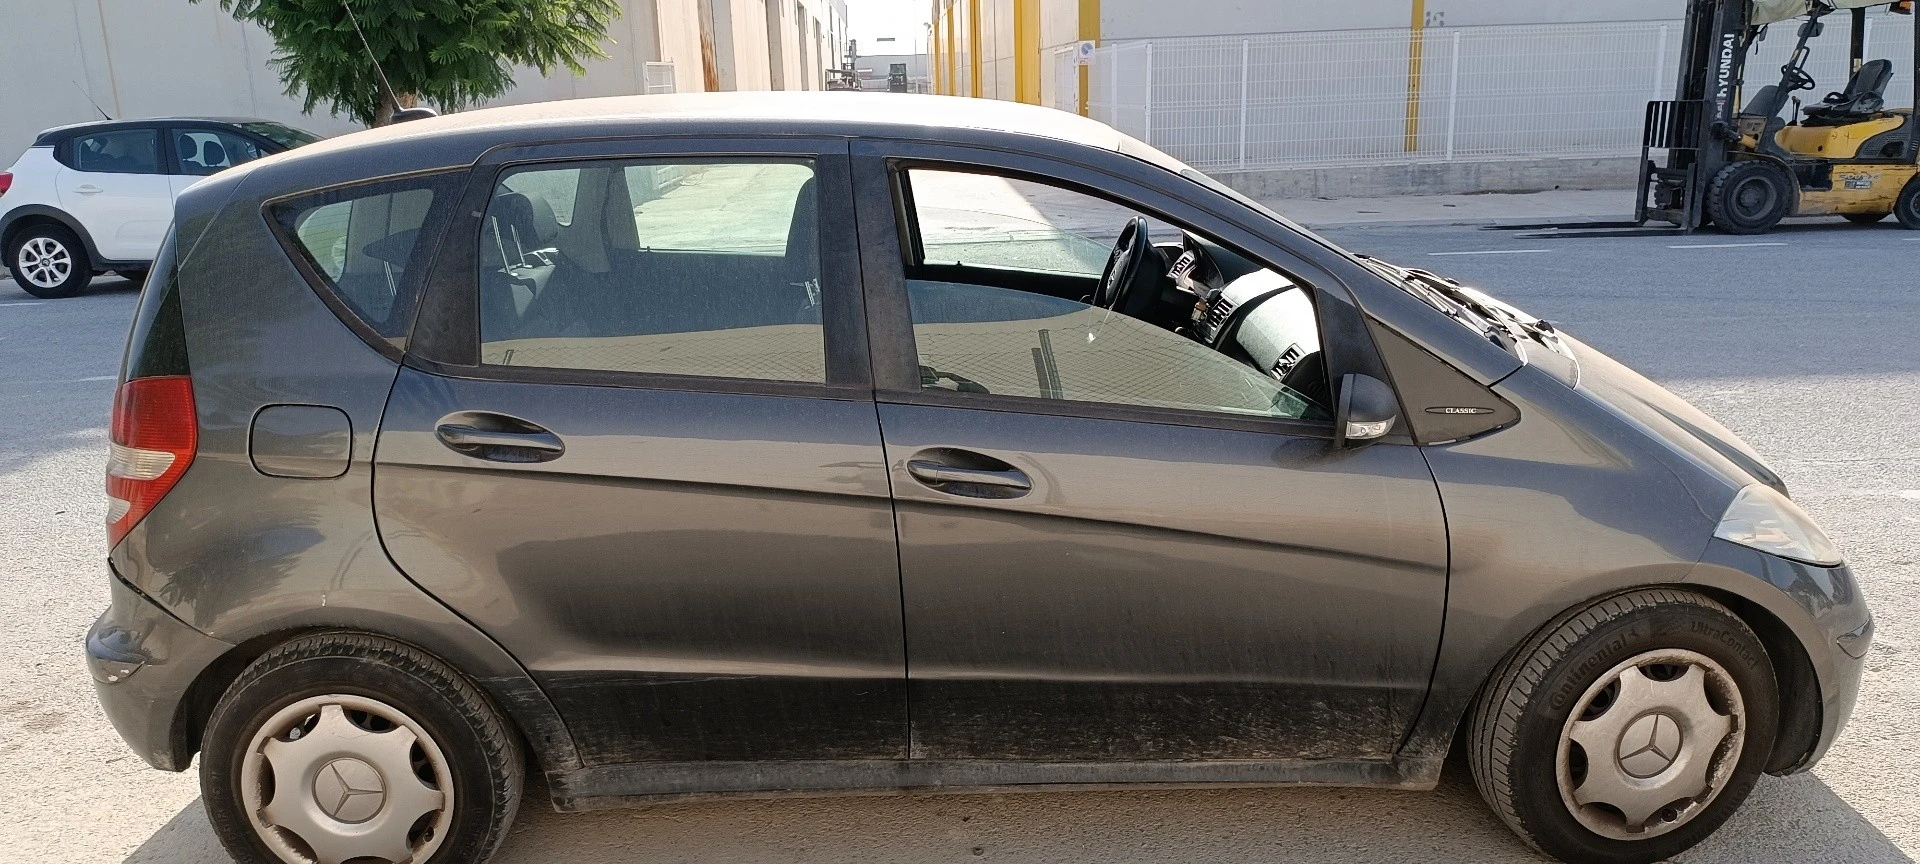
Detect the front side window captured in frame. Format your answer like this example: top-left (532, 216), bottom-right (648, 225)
top-left (172, 129), bottom-right (264, 176)
top-left (900, 168), bottom-right (1331, 422)
top-left (271, 177), bottom-right (448, 338)
top-left (68, 129), bottom-right (162, 174)
top-left (477, 159), bottom-right (827, 384)
top-left (911, 169), bottom-right (1175, 278)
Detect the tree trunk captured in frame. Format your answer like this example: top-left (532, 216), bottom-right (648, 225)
top-left (371, 92), bottom-right (420, 127)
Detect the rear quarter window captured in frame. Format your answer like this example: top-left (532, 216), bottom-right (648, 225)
top-left (267, 173), bottom-right (461, 349)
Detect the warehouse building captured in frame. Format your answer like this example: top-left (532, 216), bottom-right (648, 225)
top-left (1, 0), bottom-right (849, 161)
top-left (927, 0), bottom-right (1915, 196)
top-left (928, 0), bottom-right (1679, 110)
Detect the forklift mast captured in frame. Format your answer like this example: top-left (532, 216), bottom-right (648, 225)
top-left (1639, 0), bottom-right (1754, 228)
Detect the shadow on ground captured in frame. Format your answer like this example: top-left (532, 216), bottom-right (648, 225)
top-left (124, 761), bottom-right (1911, 864)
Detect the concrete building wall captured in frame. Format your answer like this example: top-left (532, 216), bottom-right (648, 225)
top-left (1, 0), bottom-right (848, 165)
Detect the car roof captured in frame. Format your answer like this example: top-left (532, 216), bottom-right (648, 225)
top-left (225, 92), bottom-right (1187, 198)
top-left (33, 117), bottom-right (274, 146)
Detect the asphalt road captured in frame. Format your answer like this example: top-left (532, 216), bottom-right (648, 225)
top-left (1, 218), bottom-right (1914, 863)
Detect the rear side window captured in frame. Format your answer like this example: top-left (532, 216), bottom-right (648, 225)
top-left (65, 129), bottom-right (163, 174)
top-left (269, 174), bottom-right (457, 343)
top-left (475, 159), bottom-right (827, 384)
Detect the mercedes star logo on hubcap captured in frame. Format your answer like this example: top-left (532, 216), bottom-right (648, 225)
top-left (1616, 712), bottom-right (1684, 778)
top-left (312, 757), bottom-right (387, 823)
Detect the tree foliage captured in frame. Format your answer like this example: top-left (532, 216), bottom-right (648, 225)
top-left (198, 0), bottom-right (622, 125)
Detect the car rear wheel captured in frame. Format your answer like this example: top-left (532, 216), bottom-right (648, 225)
top-left (200, 633), bottom-right (524, 864)
top-left (1468, 589), bottom-right (1777, 864)
top-left (1706, 161), bottom-right (1794, 235)
top-left (6, 224), bottom-right (92, 298)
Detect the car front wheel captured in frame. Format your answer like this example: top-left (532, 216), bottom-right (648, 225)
top-left (6, 224), bottom-right (93, 298)
top-left (200, 633), bottom-right (525, 864)
top-left (1469, 588), bottom-right (1778, 864)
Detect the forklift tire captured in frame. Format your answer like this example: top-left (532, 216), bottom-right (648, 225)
top-left (1897, 178), bottom-right (1920, 230)
top-left (1842, 212), bottom-right (1889, 224)
top-left (1706, 162), bottom-right (1793, 235)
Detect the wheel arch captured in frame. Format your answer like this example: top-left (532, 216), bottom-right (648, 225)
top-left (168, 620), bottom-right (583, 781)
top-left (0, 204), bottom-right (104, 265)
top-left (1440, 581), bottom-right (1820, 776)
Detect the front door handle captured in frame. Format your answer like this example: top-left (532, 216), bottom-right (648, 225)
top-left (435, 422), bottom-right (565, 463)
top-left (906, 451), bottom-right (1032, 499)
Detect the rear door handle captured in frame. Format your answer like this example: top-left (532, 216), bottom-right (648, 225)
top-left (435, 422), bottom-right (565, 463)
top-left (73, 185), bottom-right (104, 195)
top-left (906, 453), bottom-right (1032, 498)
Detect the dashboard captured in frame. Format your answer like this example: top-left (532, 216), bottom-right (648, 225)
top-left (1162, 234), bottom-right (1327, 407)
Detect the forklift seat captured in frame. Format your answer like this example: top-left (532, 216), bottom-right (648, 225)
top-left (1803, 59), bottom-right (1894, 126)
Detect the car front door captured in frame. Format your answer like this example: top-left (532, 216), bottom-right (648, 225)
top-left (55, 127), bottom-right (173, 261)
top-left (372, 138), bottom-right (908, 766)
top-left (853, 141), bottom-right (1450, 765)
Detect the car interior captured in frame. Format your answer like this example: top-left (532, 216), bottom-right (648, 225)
top-left (465, 159), bottom-right (1329, 418)
top-left (71, 131), bottom-right (160, 174)
top-left (897, 168), bottom-right (1334, 420)
top-left (477, 160), bottom-right (828, 382)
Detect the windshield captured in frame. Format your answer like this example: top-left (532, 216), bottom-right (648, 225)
top-left (242, 122), bottom-right (323, 150)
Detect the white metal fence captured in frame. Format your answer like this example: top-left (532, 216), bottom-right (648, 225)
top-left (1085, 17), bottom-right (1915, 172)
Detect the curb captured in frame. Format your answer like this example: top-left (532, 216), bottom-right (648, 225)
top-left (1292, 213), bottom-right (1637, 231)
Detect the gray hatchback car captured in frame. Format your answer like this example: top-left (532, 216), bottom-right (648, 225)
top-left (89, 93), bottom-right (1870, 864)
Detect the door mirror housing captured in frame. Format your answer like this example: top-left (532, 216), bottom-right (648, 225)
top-left (1335, 374), bottom-right (1399, 447)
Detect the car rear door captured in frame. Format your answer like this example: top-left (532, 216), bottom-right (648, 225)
top-left (54, 127), bottom-right (173, 261)
top-left (852, 140), bottom-right (1450, 764)
top-left (373, 137), bottom-right (908, 766)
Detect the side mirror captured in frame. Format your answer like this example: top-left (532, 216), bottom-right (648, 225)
top-left (1335, 373), bottom-right (1399, 447)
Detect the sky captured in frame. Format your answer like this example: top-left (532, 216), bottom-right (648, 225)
top-left (846, 0), bottom-right (932, 55)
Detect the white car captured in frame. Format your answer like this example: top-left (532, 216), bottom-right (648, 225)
top-left (1, 117), bottom-right (320, 298)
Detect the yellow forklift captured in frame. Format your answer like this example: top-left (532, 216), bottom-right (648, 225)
top-left (1639, 0), bottom-right (1920, 233)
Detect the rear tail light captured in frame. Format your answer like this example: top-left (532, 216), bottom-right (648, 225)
top-left (106, 376), bottom-right (195, 546)
top-left (0, 172), bottom-right (11, 197)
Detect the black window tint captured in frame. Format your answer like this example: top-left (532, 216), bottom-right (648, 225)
top-left (478, 159), bottom-right (826, 384)
top-left (241, 121), bottom-right (323, 150)
top-left (270, 175), bottom-right (454, 341)
top-left (122, 228), bottom-right (189, 380)
top-left (171, 129), bottom-right (265, 176)
top-left (71, 129), bottom-right (162, 175)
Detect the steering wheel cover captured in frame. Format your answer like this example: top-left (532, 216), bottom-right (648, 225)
top-left (1096, 216), bottom-right (1158, 317)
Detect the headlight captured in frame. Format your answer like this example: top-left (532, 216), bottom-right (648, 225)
top-left (1714, 484), bottom-right (1844, 567)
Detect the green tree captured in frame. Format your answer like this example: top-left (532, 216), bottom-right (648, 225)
top-left (198, 0), bottom-right (622, 126)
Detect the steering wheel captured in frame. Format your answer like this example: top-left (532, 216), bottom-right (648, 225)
top-left (1781, 65), bottom-right (1817, 92)
top-left (1095, 216), bottom-right (1159, 318)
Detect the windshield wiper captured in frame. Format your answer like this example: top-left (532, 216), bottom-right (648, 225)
top-left (1355, 255), bottom-right (1511, 348)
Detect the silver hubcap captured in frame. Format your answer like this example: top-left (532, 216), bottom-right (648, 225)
top-left (1556, 649), bottom-right (1745, 841)
top-left (16, 236), bottom-right (72, 288)
top-left (240, 694), bottom-right (454, 864)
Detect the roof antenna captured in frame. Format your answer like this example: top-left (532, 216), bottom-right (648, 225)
top-left (341, 0), bottom-right (437, 124)
top-left (71, 80), bottom-right (113, 121)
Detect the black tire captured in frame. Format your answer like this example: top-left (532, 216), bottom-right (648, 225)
top-left (1706, 161), bottom-right (1794, 235)
top-left (1468, 589), bottom-right (1778, 864)
top-left (1842, 211), bottom-right (1889, 225)
top-left (4, 223), bottom-right (93, 298)
top-left (201, 632), bottom-right (525, 864)
top-left (1896, 177), bottom-right (1920, 230)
